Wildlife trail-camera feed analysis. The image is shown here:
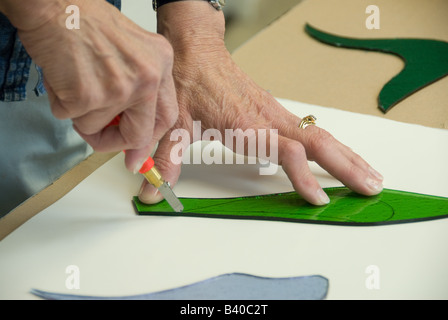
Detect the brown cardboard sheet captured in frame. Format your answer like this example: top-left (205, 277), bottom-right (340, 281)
top-left (232, 0), bottom-right (448, 129)
top-left (1, 0), bottom-right (447, 240)
top-left (0, 152), bottom-right (117, 240)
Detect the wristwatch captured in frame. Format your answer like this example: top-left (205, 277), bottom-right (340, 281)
top-left (153, 0), bottom-right (226, 11)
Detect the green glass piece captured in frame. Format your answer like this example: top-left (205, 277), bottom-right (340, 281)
top-left (133, 187), bottom-right (448, 226)
top-left (304, 24), bottom-right (448, 113)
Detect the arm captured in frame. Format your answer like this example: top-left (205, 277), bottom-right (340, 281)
top-left (0, 0), bottom-right (65, 30)
top-left (0, 0), bottom-right (179, 173)
top-left (138, 1), bottom-right (384, 205)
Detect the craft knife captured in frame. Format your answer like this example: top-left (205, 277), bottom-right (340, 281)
top-left (107, 116), bottom-right (183, 212)
top-left (137, 157), bottom-right (184, 212)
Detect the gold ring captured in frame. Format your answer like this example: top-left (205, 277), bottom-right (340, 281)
top-left (299, 115), bottom-right (317, 129)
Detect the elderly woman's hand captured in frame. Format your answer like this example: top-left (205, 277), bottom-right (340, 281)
top-left (138, 1), bottom-right (383, 205)
top-left (3, 0), bottom-right (179, 174)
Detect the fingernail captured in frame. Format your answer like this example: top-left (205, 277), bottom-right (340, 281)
top-left (138, 183), bottom-right (146, 196)
top-left (369, 167), bottom-right (384, 181)
top-left (366, 177), bottom-right (383, 194)
top-left (316, 189), bottom-right (330, 205)
top-left (138, 183), bottom-right (163, 204)
top-left (133, 159), bottom-right (146, 175)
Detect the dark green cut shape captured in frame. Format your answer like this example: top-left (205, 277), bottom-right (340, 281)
top-left (304, 24), bottom-right (448, 113)
top-left (133, 187), bottom-right (448, 226)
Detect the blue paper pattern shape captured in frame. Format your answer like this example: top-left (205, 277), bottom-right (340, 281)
top-left (30, 273), bottom-right (329, 300)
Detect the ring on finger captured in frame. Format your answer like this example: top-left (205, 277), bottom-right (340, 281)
top-left (298, 115), bottom-right (317, 129)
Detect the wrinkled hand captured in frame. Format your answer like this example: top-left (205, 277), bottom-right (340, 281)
top-left (138, 2), bottom-right (383, 205)
top-left (9, 0), bottom-right (178, 172)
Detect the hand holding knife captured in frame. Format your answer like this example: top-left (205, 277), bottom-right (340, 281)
top-left (108, 115), bottom-right (184, 212)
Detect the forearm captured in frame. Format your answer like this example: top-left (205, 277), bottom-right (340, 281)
top-left (0, 0), bottom-right (67, 30)
top-left (156, 1), bottom-right (226, 54)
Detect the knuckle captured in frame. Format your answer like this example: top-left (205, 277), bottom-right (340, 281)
top-left (126, 131), bottom-right (151, 150)
top-left (296, 172), bottom-right (317, 190)
top-left (137, 64), bottom-right (161, 91)
top-left (159, 107), bottom-right (179, 129)
top-left (152, 154), bottom-right (175, 172)
top-left (155, 34), bottom-right (174, 61)
top-left (345, 162), bottom-right (363, 181)
top-left (279, 140), bottom-right (307, 167)
top-left (306, 128), bottom-right (335, 154)
top-left (111, 81), bottom-right (132, 105)
top-left (78, 91), bottom-right (103, 111)
top-left (74, 81), bottom-right (95, 104)
top-left (129, 136), bottom-right (149, 150)
top-left (283, 140), bottom-right (306, 159)
top-left (134, 37), bottom-right (175, 97)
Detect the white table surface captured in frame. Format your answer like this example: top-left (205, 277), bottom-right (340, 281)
top-left (0, 98), bottom-right (447, 299)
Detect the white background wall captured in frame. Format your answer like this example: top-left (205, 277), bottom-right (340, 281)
top-left (121, 0), bottom-right (157, 32)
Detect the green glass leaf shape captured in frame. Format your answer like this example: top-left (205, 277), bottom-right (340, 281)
top-left (304, 24), bottom-right (448, 113)
top-left (133, 187), bottom-right (448, 226)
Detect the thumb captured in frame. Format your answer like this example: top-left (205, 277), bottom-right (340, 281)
top-left (137, 128), bottom-right (189, 204)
